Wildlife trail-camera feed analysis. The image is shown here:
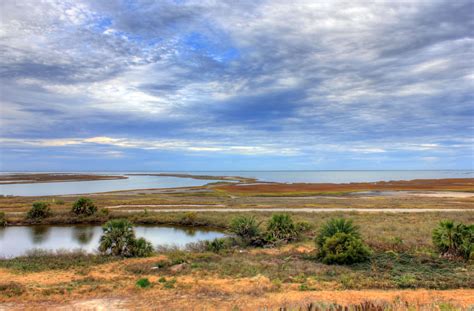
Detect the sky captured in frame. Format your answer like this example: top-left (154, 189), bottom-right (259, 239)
top-left (0, 0), bottom-right (473, 171)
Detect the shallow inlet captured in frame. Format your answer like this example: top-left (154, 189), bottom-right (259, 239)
top-left (0, 225), bottom-right (226, 258)
top-left (0, 175), bottom-right (221, 196)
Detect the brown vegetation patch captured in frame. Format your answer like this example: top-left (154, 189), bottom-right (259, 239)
top-left (216, 178), bottom-right (474, 194)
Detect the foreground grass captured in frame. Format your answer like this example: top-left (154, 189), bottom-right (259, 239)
top-left (0, 250), bottom-right (117, 272)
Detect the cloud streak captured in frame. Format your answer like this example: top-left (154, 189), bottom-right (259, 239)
top-left (0, 0), bottom-right (473, 170)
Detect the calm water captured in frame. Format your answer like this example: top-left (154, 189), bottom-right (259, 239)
top-left (175, 170), bottom-right (473, 183)
top-left (0, 175), bottom-right (220, 196)
top-left (0, 225), bottom-right (225, 258)
top-left (0, 170), bottom-right (472, 196)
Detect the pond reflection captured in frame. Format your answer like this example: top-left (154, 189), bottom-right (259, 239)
top-left (0, 225), bottom-right (225, 258)
top-left (72, 226), bottom-right (95, 245)
top-left (29, 226), bottom-right (51, 244)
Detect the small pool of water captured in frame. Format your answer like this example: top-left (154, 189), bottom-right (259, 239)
top-left (0, 225), bottom-right (226, 258)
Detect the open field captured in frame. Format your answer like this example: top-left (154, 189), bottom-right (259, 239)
top-left (0, 211), bottom-right (473, 309)
top-left (0, 176), bottom-right (473, 309)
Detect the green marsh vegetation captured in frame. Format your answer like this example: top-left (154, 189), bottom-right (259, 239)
top-left (71, 197), bottom-right (97, 216)
top-left (26, 201), bottom-right (51, 220)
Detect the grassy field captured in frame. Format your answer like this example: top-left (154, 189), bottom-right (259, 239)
top-left (0, 211), bottom-right (473, 309)
top-left (0, 179), bottom-right (473, 309)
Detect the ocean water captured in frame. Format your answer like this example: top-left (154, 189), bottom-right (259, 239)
top-left (171, 170), bottom-right (473, 183)
top-left (0, 170), bottom-right (472, 196)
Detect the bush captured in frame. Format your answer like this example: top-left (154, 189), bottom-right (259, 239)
top-left (265, 214), bottom-right (299, 243)
top-left (0, 212), bottom-right (6, 226)
top-left (204, 238), bottom-right (229, 253)
top-left (230, 215), bottom-right (262, 245)
top-left (180, 212), bottom-right (197, 225)
top-left (98, 219), bottom-right (154, 257)
top-left (131, 237), bottom-right (154, 257)
top-left (72, 197), bottom-right (97, 216)
top-left (27, 202), bottom-right (51, 220)
top-left (315, 218), bottom-right (360, 248)
top-left (136, 278), bottom-right (151, 288)
top-left (317, 232), bottom-right (371, 265)
top-left (432, 220), bottom-right (473, 260)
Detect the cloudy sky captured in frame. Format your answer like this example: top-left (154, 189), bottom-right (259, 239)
top-left (0, 0), bottom-right (473, 171)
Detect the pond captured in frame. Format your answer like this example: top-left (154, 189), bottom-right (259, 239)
top-left (0, 225), bottom-right (226, 258)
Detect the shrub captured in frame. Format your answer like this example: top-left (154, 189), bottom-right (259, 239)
top-left (317, 232), bottom-right (371, 265)
top-left (27, 202), bottom-right (51, 220)
top-left (265, 213), bottom-right (299, 243)
top-left (180, 212), bottom-right (197, 225)
top-left (0, 212), bottom-right (6, 226)
top-left (131, 237), bottom-right (154, 257)
top-left (432, 220), bottom-right (473, 260)
top-left (98, 208), bottom-right (110, 217)
top-left (315, 218), bottom-right (360, 248)
top-left (230, 215), bottom-right (262, 245)
top-left (204, 238), bottom-right (228, 253)
top-left (0, 282), bottom-right (25, 297)
top-left (98, 219), bottom-right (153, 257)
top-left (72, 197), bottom-right (97, 216)
top-left (136, 278), bottom-right (151, 288)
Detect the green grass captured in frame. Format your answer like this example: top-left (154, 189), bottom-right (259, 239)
top-left (135, 278), bottom-right (151, 288)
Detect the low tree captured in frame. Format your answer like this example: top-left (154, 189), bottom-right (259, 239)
top-left (99, 219), bottom-right (153, 257)
top-left (27, 202), bottom-right (51, 220)
top-left (72, 197), bottom-right (97, 216)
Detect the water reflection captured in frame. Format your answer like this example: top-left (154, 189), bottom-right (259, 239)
top-left (72, 226), bottom-right (95, 245)
top-left (0, 225), bottom-right (226, 258)
top-left (29, 226), bottom-right (51, 244)
top-left (180, 227), bottom-right (197, 236)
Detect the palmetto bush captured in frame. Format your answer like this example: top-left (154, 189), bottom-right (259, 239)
top-left (27, 202), bottom-right (51, 220)
top-left (432, 220), bottom-right (473, 261)
top-left (265, 213), bottom-right (299, 243)
top-left (230, 215), bottom-right (262, 245)
top-left (71, 197), bottom-right (97, 216)
top-left (315, 218), bottom-right (360, 248)
top-left (315, 218), bottom-right (370, 265)
top-left (318, 232), bottom-right (371, 265)
top-left (99, 219), bottom-right (153, 257)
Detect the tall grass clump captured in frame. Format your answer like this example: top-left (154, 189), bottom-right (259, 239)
top-left (432, 220), bottom-right (473, 261)
top-left (71, 197), bottom-right (97, 216)
top-left (315, 218), bottom-right (370, 265)
top-left (99, 219), bottom-right (153, 257)
top-left (27, 202), bottom-right (51, 220)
